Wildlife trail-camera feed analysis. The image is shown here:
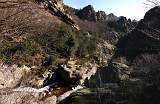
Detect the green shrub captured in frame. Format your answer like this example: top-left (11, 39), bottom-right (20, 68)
top-left (75, 31), bottom-right (98, 58)
top-left (0, 38), bottom-right (41, 65)
top-left (55, 23), bottom-right (98, 58)
top-left (55, 23), bottom-right (76, 57)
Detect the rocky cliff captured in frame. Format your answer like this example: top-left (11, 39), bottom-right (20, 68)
top-left (70, 5), bottom-right (138, 45)
top-left (60, 6), bottom-right (160, 104)
top-left (115, 6), bottom-right (160, 59)
top-left (76, 5), bottom-right (118, 22)
top-left (110, 6), bottom-right (160, 104)
top-left (0, 0), bottom-right (160, 104)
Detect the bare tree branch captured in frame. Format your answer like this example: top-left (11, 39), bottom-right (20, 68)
top-left (144, 0), bottom-right (160, 8)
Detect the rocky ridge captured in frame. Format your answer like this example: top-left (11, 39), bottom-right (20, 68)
top-left (75, 5), bottom-right (118, 22)
top-left (0, 0), bottom-right (160, 104)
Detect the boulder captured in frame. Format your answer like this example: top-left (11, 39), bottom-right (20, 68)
top-left (58, 59), bottom-right (98, 85)
top-left (58, 64), bottom-right (81, 84)
top-left (0, 64), bottom-right (31, 89)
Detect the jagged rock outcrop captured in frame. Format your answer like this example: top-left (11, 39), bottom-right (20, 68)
top-left (57, 58), bottom-right (98, 85)
top-left (117, 16), bottom-right (133, 32)
top-left (0, 64), bottom-right (31, 89)
top-left (143, 6), bottom-right (160, 30)
top-left (76, 5), bottom-right (97, 21)
top-left (106, 13), bottom-right (118, 21)
top-left (76, 5), bottom-right (118, 22)
top-left (96, 11), bottom-right (107, 21)
top-left (110, 6), bottom-right (160, 83)
top-left (108, 16), bottom-right (138, 33)
top-left (38, 0), bottom-right (79, 30)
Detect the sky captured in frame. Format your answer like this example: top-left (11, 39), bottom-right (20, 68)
top-left (64, 0), bottom-right (150, 20)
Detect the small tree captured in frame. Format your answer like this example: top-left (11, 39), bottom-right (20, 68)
top-left (144, 0), bottom-right (160, 8)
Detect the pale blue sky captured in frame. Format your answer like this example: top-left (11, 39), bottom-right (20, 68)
top-left (64, 0), bottom-right (150, 20)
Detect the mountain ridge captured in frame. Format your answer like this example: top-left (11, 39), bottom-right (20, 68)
top-left (0, 0), bottom-right (160, 104)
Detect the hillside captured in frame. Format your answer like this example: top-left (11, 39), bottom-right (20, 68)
top-left (0, 1), bottom-right (115, 103)
top-left (0, 0), bottom-right (159, 104)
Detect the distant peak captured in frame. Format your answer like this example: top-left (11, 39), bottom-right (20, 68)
top-left (85, 5), bottom-right (94, 9)
top-left (82, 5), bottom-right (95, 11)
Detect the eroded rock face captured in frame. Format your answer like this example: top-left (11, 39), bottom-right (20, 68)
top-left (40, 0), bottom-right (79, 29)
top-left (0, 64), bottom-right (31, 89)
top-left (58, 59), bottom-right (98, 85)
top-left (108, 16), bottom-right (138, 33)
top-left (76, 5), bottom-right (97, 21)
top-left (96, 11), bottom-right (107, 21)
top-left (0, 62), bottom-right (58, 104)
top-left (106, 13), bottom-right (118, 21)
top-left (76, 5), bottom-right (118, 22)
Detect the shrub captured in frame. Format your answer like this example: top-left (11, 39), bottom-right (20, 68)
top-left (55, 23), bottom-right (76, 57)
top-left (0, 38), bottom-right (43, 65)
top-left (54, 23), bottom-right (99, 59)
top-left (75, 31), bottom-right (98, 58)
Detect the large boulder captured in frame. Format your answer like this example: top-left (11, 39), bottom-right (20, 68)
top-left (57, 59), bottom-right (98, 85)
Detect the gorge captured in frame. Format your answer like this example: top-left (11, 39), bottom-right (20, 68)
top-left (0, 0), bottom-right (160, 104)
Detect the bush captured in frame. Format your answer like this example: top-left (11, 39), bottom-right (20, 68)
top-left (54, 23), bottom-right (75, 57)
top-left (0, 38), bottom-right (42, 65)
top-left (56, 23), bottom-right (99, 59)
top-left (75, 31), bottom-right (98, 58)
